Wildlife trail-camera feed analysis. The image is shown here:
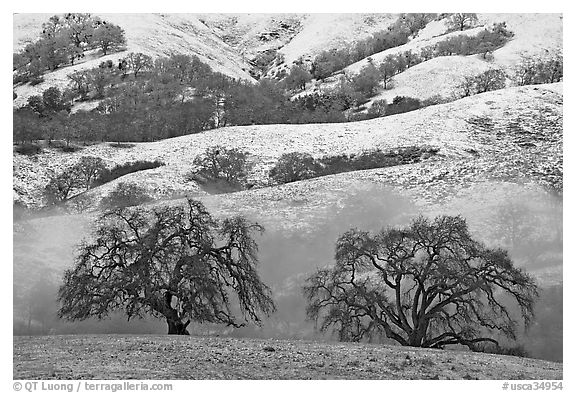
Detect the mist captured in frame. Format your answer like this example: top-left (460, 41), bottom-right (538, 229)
top-left (13, 183), bottom-right (562, 361)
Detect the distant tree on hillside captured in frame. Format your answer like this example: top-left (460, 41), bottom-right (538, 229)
top-left (58, 198), bottom-right (276, 335)
top-left (446, 13), bottom-right (479, 32)
top-left (284, 65), bottom-right (312, 91)
top-left (351, 61), bottom-right (381, 97)
top-left (44, 156), bottom-right (107, 204)
top-left (99, 182), bottom-right (152, 210)
top-left (385, 96), bottom-right (423, 116)
top-left (397, 13), bottom-right (437, 37)
top-left (269, 152), bottom-right (320, 184)
top-left (13, 108), bottom-right (43, 144)
top-left (62, 13), bottom-right (96, 49)
top-left (87, 68), bottom-right (112, 98)
top-left (92, 21), bottom-right (125, 55)
top-left (44, 168), bottom-right (84, 205)
top-left (471, 69), bottom-right (507, 93)
top-left (378, 55), bottom-right (399, 89)
top-left (125, 52), bottom-right (153, 78)
top-left (366, 99), bottom-right (388, 118)
top-left (13, 13), bottom-right (120, 82)
top-left (420, 46), bottom-right (435, 61)
top-left (41, 113), bottom-right (66, 144)
top-left (304, 215), bottom-right (538, 349)
top-left (457, 69), bottom-right (507, 98)
top-left (190, 146), bottom-right (252, 189)
top-left (74, 156), bottom-right (107, 190)
top-left (68, 70), bottom-right (91, 100)
top-left (42, 87), bottom-right (71, 113)
top-left (513, 50), bottom-right (563, 86)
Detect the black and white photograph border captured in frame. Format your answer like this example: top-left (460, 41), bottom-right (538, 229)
top-left (6, 0), bottom-right (571, 390)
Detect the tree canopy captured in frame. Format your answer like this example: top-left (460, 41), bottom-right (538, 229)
top-left (304, 215), bottom-right (538, 350)
top-left (58, 198), bottom-right (275, 334)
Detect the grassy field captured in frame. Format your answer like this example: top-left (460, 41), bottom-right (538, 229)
top-left (13, 335), bottom-right (562, 380)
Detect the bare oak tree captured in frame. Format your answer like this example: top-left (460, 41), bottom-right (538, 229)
top-left (304, 215), bottom-right (537, 349)
top-left (58, 198), bottom-right (275, 334)
top-left (446, 13), bottom-right (479, 32)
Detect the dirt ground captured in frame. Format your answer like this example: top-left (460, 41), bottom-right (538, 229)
top-left (13, 335), bottom-right (562, 380)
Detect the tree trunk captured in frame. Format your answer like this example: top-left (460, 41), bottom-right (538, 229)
top-left (163, 292), bottom-right (190, 335)
top-left (166, 318), bottom-right (190, 335)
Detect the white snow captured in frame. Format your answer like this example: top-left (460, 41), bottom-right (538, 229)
top-left (278, 14), bottom-right (398, 64)
top-left (370, 55), bottom-right (499, 104)
top-left (13, 83), bottom-right (562, 211)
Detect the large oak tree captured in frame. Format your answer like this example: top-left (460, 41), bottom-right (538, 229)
top-left (304, 215), bottom-right (538, 350)
top-left (58, 198), bottom-right (275, 334)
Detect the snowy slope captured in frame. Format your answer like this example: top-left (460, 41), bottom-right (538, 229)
top-left (477, 13), bottom-right (563, 67)
top-left (13, 13), bottom-right (254, 81)
top-left (344, 13), bottom-right (562, 76)
top-left (310, 14), bottom-right (562, 106)
top-left (372, 56), bottom-right (498, 104)
top-left (13, 83), bottom-right (562, 211)
top-left (13, 13), bottom-right (398, 106)
top-left (13, 13), bottom-right (562, 109)
top-left (278, 14), bottom-right (398, 64)
top-left (12, 13), bottom-right (256, 107)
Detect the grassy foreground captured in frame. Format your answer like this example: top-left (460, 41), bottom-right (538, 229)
top-left (13, 335), bottom-right (562, 380)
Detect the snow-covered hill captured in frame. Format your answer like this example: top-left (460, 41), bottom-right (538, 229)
top-left (13, 13), bottom-right (401, 105)
top-left (12, 14), bottom-right (563, 364)
top-left (13, 13), bottom-right (254, 81)
top-left (13, 82), bottom-right (562, 212)
top-left (12, 13), bottom-right (563, 109)
top-left (310, 13), bottom-right (562, 106)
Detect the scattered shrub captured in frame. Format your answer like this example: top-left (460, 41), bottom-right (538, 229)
top-left (319, 146), bottom-right (438, 175)
top-left (351, 62), bottom-right (381, 97)
top-left (366, 99), bottom-right (388, 119)
top-left (269, 152), bottom-right (320, 184)
top-left (435, 23), bottom-right (514, 58)
top-left (93, 160), bottom-right (164, 186)
top-left (513, 50), bottom-right (563, 86)
top-left (473, 343), bottom-right (530, 358)
top-left (29, 77), bottom-right (45, 86)
top-left (100, 182), bottom-right (152, 210)
top-left (270, 146), bottom-right (439, 184)
top-left (189, 146), bottom-right (251, 191)
top-left (421, 94), bottom-right (448, 107)
top-left (385, 96), bottom-right (424, 116)
top-left (284, 65), bottom-right (312, 91)
top-left (60, 145), bottom-right (84, 153)
top-left (15, 143), bottom-right (42, 155)
top-left (457, 69), bottom-right (507, 98)
top-left (109, 143), bottom-right (136, 149)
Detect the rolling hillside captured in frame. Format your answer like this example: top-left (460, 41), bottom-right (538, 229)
top-left (12, 13), bottom-right (563, 368)
top-left (306, 13), bottom-right (562, 106)
top-left (13, 13), bottom-right (399, 106)
top-left (13, 82), bottom-right (562, 210)
top-left (14, 13), bottom-right (562, 107)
